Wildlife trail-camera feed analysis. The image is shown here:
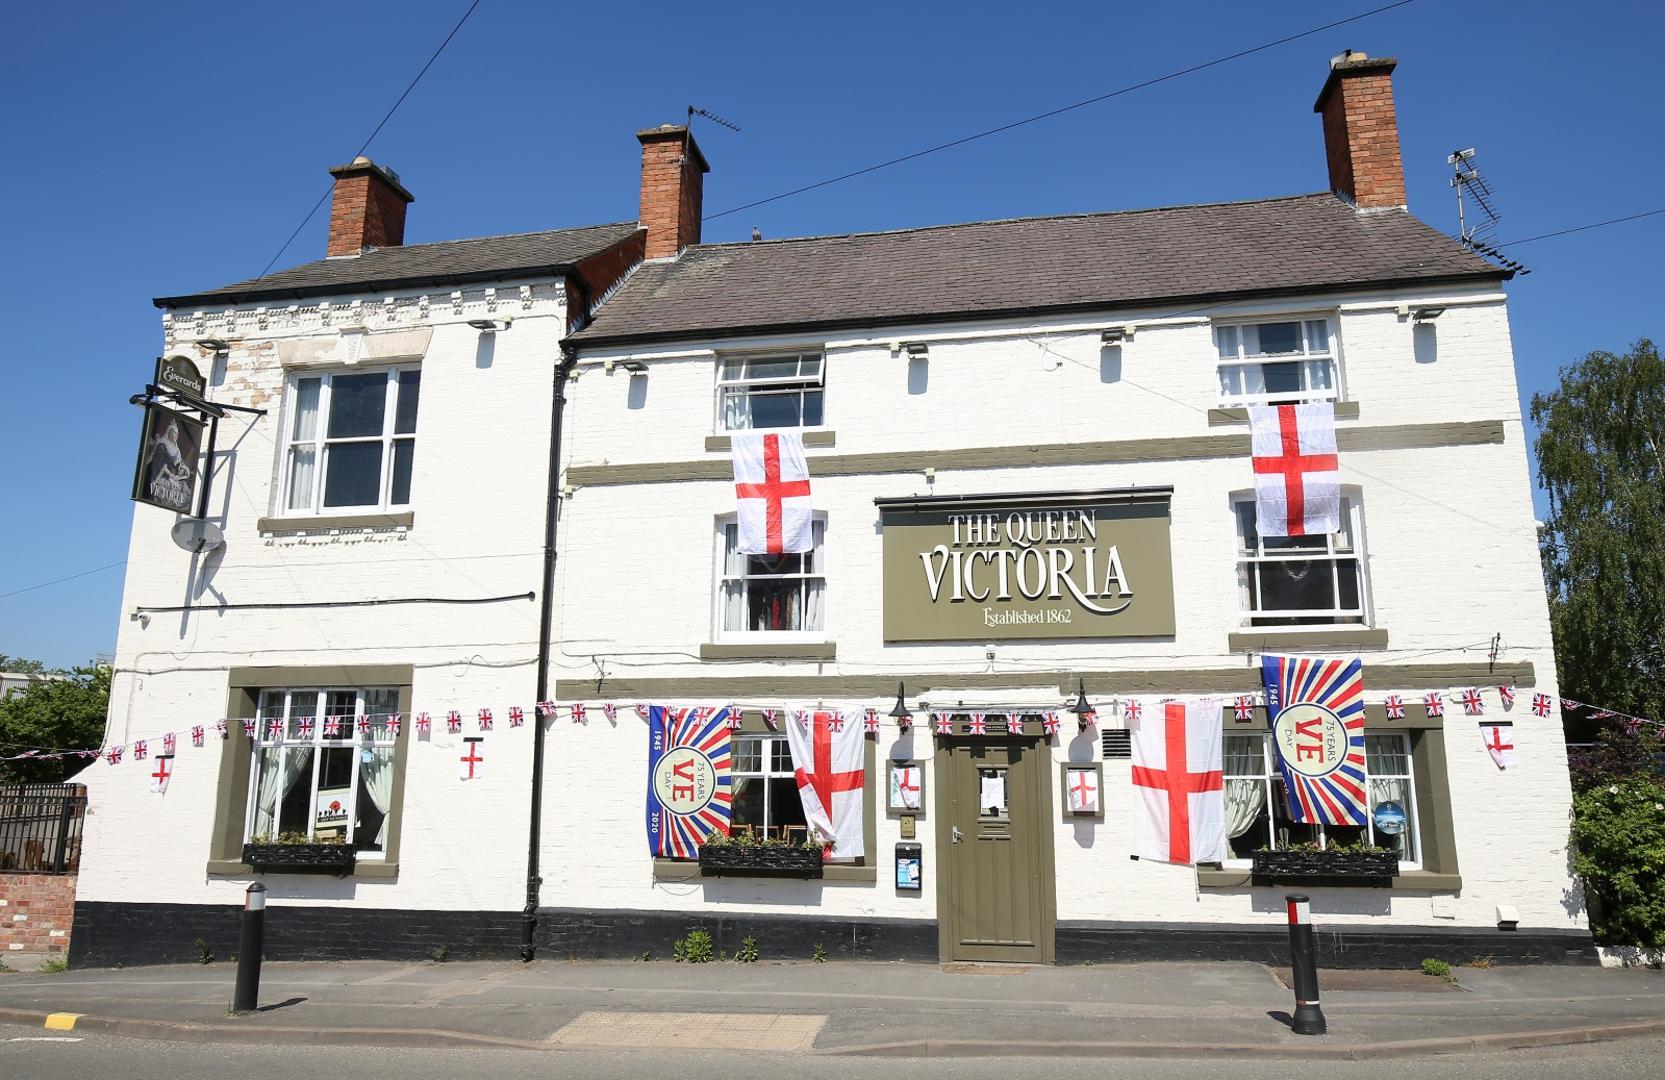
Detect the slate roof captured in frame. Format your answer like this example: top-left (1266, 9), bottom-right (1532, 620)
top-left (572, 194), bottom-right (1503, 348)
top-left (153, 222), bottom-right (643, 309)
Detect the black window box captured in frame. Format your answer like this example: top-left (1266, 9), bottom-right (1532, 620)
top-left (697, 845), bottom-right (824, 879)
top-left (1251, 848), bottom-right (1399, 887)
top-left (242, 843), bottom-right (357, 877)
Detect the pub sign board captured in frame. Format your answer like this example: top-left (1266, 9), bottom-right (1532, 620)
top-left (132, 403), bottom-right (203, 514)
top-left (154, 354), bottom-right (208, 403)
top-left (878, 488), bottom-right (1175, 641)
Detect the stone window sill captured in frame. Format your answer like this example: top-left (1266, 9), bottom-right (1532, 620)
top-left (652, 857), bottom-right (875, 883)
top-left (1195, 867), bottom-right (1461, 892)
top-left (1209, 402), bottom-right (1361, 425)
top-left (256, 511), bottom-right (414, 534)
top-left (206, 859), bottom-right (399, 880)
top-left (705, 430), bottom-right (836, 452)
top-left (700, 642), bottom-right (837, 661)
top-left (1227, 627), bottom-right (1388, 652)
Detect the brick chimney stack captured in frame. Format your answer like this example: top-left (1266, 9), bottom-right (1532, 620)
top-left (326, 156), bottom-right (415, 257)
top-left (637, 125), bottom-right (710, 260)
top-left (1313, 50), bottom-right (1407, 211)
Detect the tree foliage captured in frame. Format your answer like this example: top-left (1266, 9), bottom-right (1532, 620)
top-left (0, 664), bottom-right (110, 783)
top-left (1571, 775), bottom-right (1665, 948)
top-left (0, 654), bottom-right (51, 675)
top-left (1532, 339), bottom-right (1665, 738)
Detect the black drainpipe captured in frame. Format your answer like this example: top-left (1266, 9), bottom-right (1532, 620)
top-left (522, 276), bottom-right (591, 961)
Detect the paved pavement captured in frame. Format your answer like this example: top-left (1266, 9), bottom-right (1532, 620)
top-left (0, 958), bottom-right (1661, 1059)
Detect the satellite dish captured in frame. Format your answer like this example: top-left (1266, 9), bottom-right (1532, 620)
top-left (171, 517), bottom-right (225, 554)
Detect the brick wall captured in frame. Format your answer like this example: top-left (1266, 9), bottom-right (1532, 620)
top-left (0, 873), bottom-right (76, 964)
top-left (1316, 56), bottom-right (1406, 210)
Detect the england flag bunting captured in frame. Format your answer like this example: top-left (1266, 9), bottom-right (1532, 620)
top-left (149, 754), bottom-right (174, 794)
top-left (645, 706), bottom-right (734, 858)
top-left (731, 430), bottom-right (813, 555)
top-left (1481, 722), bottom-right (1516, 770)
top-left (1262, 655), bottom-right (1369, 826)
top-left (1130, 698), bottom-right (1226, 865)
top-left (786, 709), bottom-right (866, 860)
top-left (459, 737), bottom-right (485, 781)
top-left (1248, 402), bottom-right (1341, 537)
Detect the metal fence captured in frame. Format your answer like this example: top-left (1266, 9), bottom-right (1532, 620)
top-left (0, 783), bottom-right (86, 875)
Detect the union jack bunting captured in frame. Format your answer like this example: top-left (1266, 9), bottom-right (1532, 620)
top-left (967, 714), bottom-right (987, 735)
top-left (1423, 692), bottom-right (1445, 718)
top-left (1006, 714), bottom-right (1025, 735)
top-left (537, 701), bottom-right (556, 716)
top-left (1592, 709), bottom-right (1614, 720)
top-left (570, 704), bottom-right (586, 725)
top-left (1124, 699), bottom-right (1143, 723)
top-left (298, 717), bottom-right (315, 739)
top-left (635, 704), bottom-right (651, 720)
top-left (934, 714), bottom-right (953, 735)
top-left (1460, 688), bottom-right (1485, 716)
top-left (266, 719), bottom-right (283, 739)
top-left (357, 715), bottom-right (372, 735)
top-left (1531, 693), bottom-right (1552, 718)
top-left (725, 711), bottom-right (744, 731)
top-left (415, 712), bottom-right (432, 734)
top-left (1624, 717), bottom-right (1643, 736)
top-left (446, 711), bottom-right (463, 733)
top-left (1384, 694), bottom-right (1405, 719)
top-left (323, 716), bottom-right (341, 738)
top-left (863, 709), bottom-right (880, 734)
top-left (133, 740), bottom-right (148, 760)
top-left (1262, 655), bottom-right (1368, 826)
top-left (191, 725), bottom-right (205, 747)
top-left (508, 707), bottom-right (524, 728)
top-left (1233, 696), bottom-right (1255, 721)
top-left (602, 703), bottom-right (619, 724)
top-left (216, 719), bottom-right (228, 739)
top-left (828, 712), bottom-right (846, 733)
top-left (795, 709), bottom-right (811, 730)
top-left (479, 708), bottom-right (494, 731)
top-left (386, 714), bottom-right (401, 736)
top-left (242, 718), bottom-right (257, 738)
top-left (1042, 711), bottom-right (1061, 736)
top-left (107, 746), bottom-right (123, 765)
top-left (1498, 685), bottom-right (1516, 709)
top-left (762, 709), bottom-right (779, 731)
top-left (1560, 698), bottom-right (1578, 711)
top-left (163, 733), bottom-right (176, 754)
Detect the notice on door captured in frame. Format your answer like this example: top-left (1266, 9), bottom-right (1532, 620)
top-left (979, 769), bottom-right (1007, 817)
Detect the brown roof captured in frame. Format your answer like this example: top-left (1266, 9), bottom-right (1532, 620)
top-left (572, 194), bottom-right (1502, 347)
top-left (154, 222), bottom-right (643, 309)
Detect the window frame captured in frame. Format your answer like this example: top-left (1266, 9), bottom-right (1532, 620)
top-left (279, 366), bottom-right (420, 516)
top-left (1232, 492), bottom-right (1369, 627)
top-left (713, 514), bottom-right (829, 642)
top-left (713, 351), bottom-right (826, 434)
top-left (729, 732), bottom-right (811, 841)
top-left (1214, 316), bottom-right (1341, 408)
top-left (1221, 729), bottom-right (1421, 871)
top-left (243, 686), bottom-right (400, 862)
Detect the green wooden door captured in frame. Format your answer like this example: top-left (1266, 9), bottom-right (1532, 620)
top-left (936, 736), bottom-right (1054, 962)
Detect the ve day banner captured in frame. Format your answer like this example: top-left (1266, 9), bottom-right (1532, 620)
top-left (1262, 655), bottom-right (1368, 826)
top-left (645, 706), bottom-right (734, 857)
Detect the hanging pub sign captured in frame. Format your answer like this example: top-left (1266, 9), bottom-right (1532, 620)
top-left (154, 355), bottom-right (209, 404)
top-left (131, 403), bottom-right (203, 514)
top-left (876, 488), bottom-right (1175, 641)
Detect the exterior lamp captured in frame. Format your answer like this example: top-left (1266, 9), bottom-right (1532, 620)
top-left (467, 318), bottom-right (513, 333)
top-left (1411, 306), bottom-right (1445, 324)
top-left (1100, 325), bottom-right (1133, 344)
top-left (195, 337), bottom-right (230, 355)
top-left (1068, 679), bottom-right (1097, 729)
top-left (619, 359), bottom-right (648, 375)
top-left (903, 342), bottom-right (929, 360)
top-left (888, 682), bottom-right (913, 728)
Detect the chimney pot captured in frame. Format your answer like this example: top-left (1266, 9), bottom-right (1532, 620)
top-left (636, 125), bottom-right (710, 260)
top-left (1313, 51), bottom-right (1406, 211)
top-left (326, 156), bottom-right (414, 257)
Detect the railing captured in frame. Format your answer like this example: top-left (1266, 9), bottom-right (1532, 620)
top-left (0, 783), bottom-right (86, 875)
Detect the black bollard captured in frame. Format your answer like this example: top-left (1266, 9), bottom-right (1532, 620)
top-left (230, 882), bottom-right (267, 1015)
top-left (1285, 894), bottom-right (1326, 1035)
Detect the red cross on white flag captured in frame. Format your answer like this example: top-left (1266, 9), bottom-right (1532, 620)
top-left (459, 737), bottom-right (485, 781)
top-left (149, 755), bottom-right (174, 794)
top-left (1482, 723), bottom-right (1515, 770)
top-left (732, 430), bottom-right (813, 555)
top-left (1067, 768), bottom-right (1100, 814)
top-left (786, 710), bottom-right (865, 859)
top-left (1384, 694), bottom-right (1405, 719)
top-left (1249, 403), bottom-right (1341, 537)
top-left (893, 765), bottom-right (921, 810)
top-left (1531, 693), bottom-right (1552, 718)
top-left (1130, 698), bottom-right (1226, 865)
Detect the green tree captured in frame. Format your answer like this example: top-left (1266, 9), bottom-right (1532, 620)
top-left (0, 665), bottom-right (110, 783)
top-left (1532, 338), bottom-right (1665, 739)
top-left (0, 654), bottom-right (51, 675)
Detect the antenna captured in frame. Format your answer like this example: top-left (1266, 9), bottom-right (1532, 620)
top-left (1448, 147), bottom-right (1530, 276)
top-left (687, 105), bottom-right (741, 133)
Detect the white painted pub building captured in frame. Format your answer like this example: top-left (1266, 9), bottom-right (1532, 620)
top-left (72, 51), bottom-right (1592, 967)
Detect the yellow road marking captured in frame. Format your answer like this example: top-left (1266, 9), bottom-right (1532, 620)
top-left (43, 1013), bottom-right (82, 1031)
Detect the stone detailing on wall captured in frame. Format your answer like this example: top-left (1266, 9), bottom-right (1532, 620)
top-left (0, 873), bottom-right (77, 964)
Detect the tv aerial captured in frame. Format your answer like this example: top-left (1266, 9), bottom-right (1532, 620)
top-left (1449, 148), bottom-right (1529, 276)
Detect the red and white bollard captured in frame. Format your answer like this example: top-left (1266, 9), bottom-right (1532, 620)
top-left (1285, 894), bottom-right (1326, 1036)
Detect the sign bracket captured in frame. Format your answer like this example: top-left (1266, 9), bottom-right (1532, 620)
top-left (129, 356), bottom-right (266, 521)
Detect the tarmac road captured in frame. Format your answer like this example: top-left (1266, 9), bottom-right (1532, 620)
top-left (3, 1023), bottom-right (1665, 1079)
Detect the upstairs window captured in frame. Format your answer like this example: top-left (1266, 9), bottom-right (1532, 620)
top-left (717, 353), bottom-right (824, 431)
top-left (718, 518), bottom-right (827, 636)
top-left (1216, 319), bottom-right (1337, 407)
top-left (282, 367), bottom-right (420, 513)
top-left (1234, 495), bottom-right (1366, 626)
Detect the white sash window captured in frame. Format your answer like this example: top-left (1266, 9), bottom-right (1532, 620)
top-left (282, 367), bottom-right (420, 513)
top-left (1216, 319), bottom-right (1339, 407)
top-left (716, 353), bottom-right (824, 432)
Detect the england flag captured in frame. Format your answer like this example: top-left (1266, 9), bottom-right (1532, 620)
top-left (785, 709), bottom-right (865, 860)
top-left (1130, 698), bottom-right (1226, 865)
top-left (732, 430), bottom-right (813, 555)
top-left (1249, 403), bottom-right (1340, 537)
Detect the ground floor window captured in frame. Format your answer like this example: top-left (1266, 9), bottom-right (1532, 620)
top-left (729, 734), bottom-right (810, 842)
top-left (246, 687), bottom-right (399, 857)
top-left (1222, 731), bottom-right (1420, 867)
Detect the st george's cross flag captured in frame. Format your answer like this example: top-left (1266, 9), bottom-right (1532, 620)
top-left (1262, 655), bottom-right (1368, 826)
top-left (732, 430), bottom-right (813, 555)
top-left (1481, 723), bottom-right (1516, 770)
top-left (1249, 403), bottom-right (1340, 537)
top-left (1130, 698), bottom-right (1225, 865)
top-left (786, 709), bottom-right (866, 860)
top-left (645, 705), bottom-right (734, 858)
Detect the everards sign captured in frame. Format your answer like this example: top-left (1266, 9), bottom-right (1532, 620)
top-left (877, 488), bottom-right (1175, 641)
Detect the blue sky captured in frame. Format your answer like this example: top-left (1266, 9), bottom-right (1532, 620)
top-left (1, 1), bottom-right (1659, 669)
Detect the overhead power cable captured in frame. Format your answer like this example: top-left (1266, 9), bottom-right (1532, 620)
top-left (1495, 207), bottom-right (1665, 247)
top-left (0, 560), bottom-right (127, 601)
top-left (703, 0), bottom-right (1418, 221)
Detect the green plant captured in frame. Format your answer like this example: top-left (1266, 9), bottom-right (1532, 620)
top-left (673, 929), bottom-right (714, 964)
top-left (640, 949), bottom-right (653, 962)
top-left (0, 957), bottom-right (11, 973)
top-left (39, 957), bottom-right (69, 974)
top-left (811, 942), bottom-right (827, 963)
top-left (1467, 954), bottom-right (1496, 970)
top-left (701, 832), bottom-right (826, 853)
top-left (1256, 840), bottom-right (1391, 855)
top-left (428, 945), bottom-right (449, 962)
top-left (736, 935), bottom-right (759, 964)
top-left (194, 938), bottom-right (214, 965)
top-left (1421, 958), bottom-right (1452, 980)
top-left (247, 831), bottom-right (345, 846)
top-left (1571, 778), bottom-right (1665, 947)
